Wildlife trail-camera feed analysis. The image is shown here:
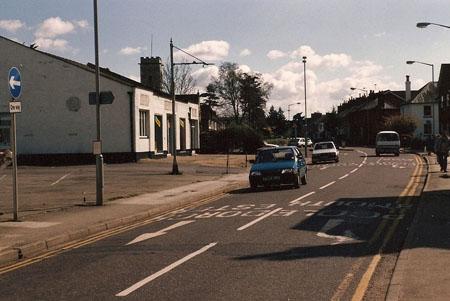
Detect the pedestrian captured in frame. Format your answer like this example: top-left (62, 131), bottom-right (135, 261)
top-left (434, 134), bottom-right (442, 166)
top-left (436, 132), bottom-right (449, 172)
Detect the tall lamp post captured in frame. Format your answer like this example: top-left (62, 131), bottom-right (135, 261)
top-left (93, 0), bottom-right (103, 205)
top-left (170, 39), bottom-right (213, 174)
top-left (417, 22), bottom-right (450, 29)
top-left (302, 56), bottom-right (308, 157)
top-left (406, 60), bottom-right (435, 135)
top-left (288, 102), bottom-right (301, 138)
top-left (287, 102), bottom-right (301, 121)
top-left (350, 87), bottom-right (369, 145)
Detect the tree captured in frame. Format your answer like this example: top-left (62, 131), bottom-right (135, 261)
top-left (161, 58), bottom-right (196, 94)
top-left (266, 106), bottom-right (288, 137)
top-left (209, 63), bottom-right (242, 122)
top-left (239, 73), bottom-right (272, 131)
top-left (383, 115), bottom-right (417, 136)
top-left (292, 112), bottom-right (304, 137)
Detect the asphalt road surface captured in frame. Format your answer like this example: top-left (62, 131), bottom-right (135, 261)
top-left (0, 148), bottom-right (425, 300)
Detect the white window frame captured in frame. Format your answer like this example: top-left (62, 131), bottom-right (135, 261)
top-left (139, 110), bottom-right (149, 138)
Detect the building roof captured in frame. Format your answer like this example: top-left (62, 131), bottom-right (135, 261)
top-left (0, 35), bottom-right (199, 104)
top-left (408, 82), bottom-right (438, 104)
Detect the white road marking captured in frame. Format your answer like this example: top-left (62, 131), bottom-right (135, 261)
top-left (358, 164), bottom-right (363, 168)
top-left (350, 168), bottom-right (358, 173)
top-left (237, 208), bottom-right (283, 231)
top-left (0, 175), bottom-right (6, 182)
top-left (339, 174), bottom-right (349, 180)
top-left (50, 173), bottom-right (71, 186)
top-left (316, 219), bottom-right (357, 245)
top-left (289, 192), bottom-right (316, 206)
top-left (126, 220), bottom-right (195, 245)
top-left (320, 166), bottom-right (328, 170)
top-left (0, 221), bottom-right (60, 228)
top-left (116, 242), bottom-right (217, 297)
top-left (320, 181), bottom-right (336, 190)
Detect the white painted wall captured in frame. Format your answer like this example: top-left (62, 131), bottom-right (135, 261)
top-left (133, 89), bottom-right (199, 154)
top-left (0, 37), bottom-right (132, 154)
top-left (401, 102), bottom-right (439, 138)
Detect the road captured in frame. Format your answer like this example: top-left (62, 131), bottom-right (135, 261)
top-left (0, 148), bottom-right (425, 300)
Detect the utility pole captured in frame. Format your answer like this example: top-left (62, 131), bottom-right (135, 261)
top-left (303, 56), bottom-right (308, 157)
top-left (93, 0), bottom-right (104, 205)
top-left (170, 39), bottom-right (179, 174)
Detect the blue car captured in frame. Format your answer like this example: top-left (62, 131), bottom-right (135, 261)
top-left (249, 146), bottom-right (307, 190)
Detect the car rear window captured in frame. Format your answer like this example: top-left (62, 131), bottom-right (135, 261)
top-left (314, 143), bottom-right (334, 150)
top-left (377, 133), bottom-right (399, 141)
top-left (257, 148), bottom-right (295, 163)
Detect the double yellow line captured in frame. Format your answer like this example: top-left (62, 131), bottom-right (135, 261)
top-left (0, 192), bottom-right (226, 275)
top-left (332, 155), bottom-right (424, 301)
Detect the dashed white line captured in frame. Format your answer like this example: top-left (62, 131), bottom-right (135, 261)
top-left (50, 173), bottom-right (71, 186)
top-left (320, 181), bottom-right (336, 190)
top-left (339, 174), bottom-right (349, 180)
top-left (290, 191), bottom-right (316, 204)
top-left (350, 168), bottom-right (358, 174)
top-left (320, 166), bottom-right (328, 170)
top-left (237, 208), bottom-right (283, 231)
top-left (358, 164), bottom-right (363, 168)
top-left (116, 242), bottom-right (217, 297)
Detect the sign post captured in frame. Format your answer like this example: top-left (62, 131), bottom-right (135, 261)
top-left (8, 67), bottom-right (22, 221)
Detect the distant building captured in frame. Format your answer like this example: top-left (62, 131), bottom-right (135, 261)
top-left (438, 64), bottom-right (450, 134)
top-left (0, 36), bottom-right (200, 164)
top-left (400, 76), bottom-right (439, 140)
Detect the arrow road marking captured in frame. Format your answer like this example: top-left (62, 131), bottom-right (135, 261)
top-left (9, 76), bottom-right (21, 89)
top-left (126, 220), bottom-right (195, 245)
top-left (316, 219), bottom-right (358, 245)
top-left (117, 242), bottom-right (217, 297)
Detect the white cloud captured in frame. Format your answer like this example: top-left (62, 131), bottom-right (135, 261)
top-left (174, 40), bottom-right (229, 61)
top-left (75, 20), bottom-right (89, 29)
top-left (267, 50), bottom-right (286, 60)
top-left (238, 64), bottom-right (252, 73)
top-left (263, 45), bottom-right (396, 114)
top-left (33, 37), bottom-right (69, 52)
top-left (0, 19), bottom-right (25, 33)
top-left (35, 17), bottom-right (75, 38)
top-left (119, 46), bottom-right (147, 55)
top-left (240, 48), bottom-right (251, 57)
top-left (374, 32), bottom-right (386, 38)
top-left (191, 66), bottom-right (219, 92)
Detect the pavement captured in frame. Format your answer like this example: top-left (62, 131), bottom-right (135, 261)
top-left (1, 151), bottom-right (450, 300)
top-left (386, 154), bottom-right (450, 301)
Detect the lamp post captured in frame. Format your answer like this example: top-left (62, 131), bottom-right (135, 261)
top-left (169, 39), bottom-right (213, 174)
top-left (350, 87), bottom-right (369, 145)
top-left (406, 60), bottom-right (435, 135)
top-left (417, 22), bottom-right (450, 29)
top-left (287, 102), bottom-right (301, 121)
top-left (93, 0), bottom-right (104, 205)
top-left (302, 56), bottom-right (308, 157)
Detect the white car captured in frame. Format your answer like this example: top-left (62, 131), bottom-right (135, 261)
top-left (288, 138), bottom-right (305, 147)
top-left (312, 141), bottom-right (339, 164)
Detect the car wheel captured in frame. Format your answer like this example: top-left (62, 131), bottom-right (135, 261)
top-left (335, 157), bottom-right (339, 163)
top-left (293, 174), bottom-right (300, 188)
top-left (376, 152), bottom-right (380, 157)
top-left (395, 152), bottom-right (400, 156)
top-left (250, 182), bottom-right (257, 191)
top-left (301, 173), bottom-right (307, 185)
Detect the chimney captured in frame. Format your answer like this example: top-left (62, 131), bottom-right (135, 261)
top-left (405, 75), bottom-right (411, 102)
top-left (140, 56), bottom-right (163, 91)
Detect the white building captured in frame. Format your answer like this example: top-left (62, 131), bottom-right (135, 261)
top-left (0, 36), bottom-right (199, 164)
top-left (400, 77), bottom-right (439, 140)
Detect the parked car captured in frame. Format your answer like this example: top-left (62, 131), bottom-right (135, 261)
top-left (288, 137), bottom-right (306, 147)
top-left (249, 146), bottom-right (307, 189)
top-left (312, 141), bottom-right (339, 164)
top-left (375, 131), bottom-right (400, 156)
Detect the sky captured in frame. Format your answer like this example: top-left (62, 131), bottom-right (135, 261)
top-left (1, 0), bottom-right (450, 116)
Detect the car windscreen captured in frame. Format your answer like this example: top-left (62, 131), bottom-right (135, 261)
top-left (314, 143), bottom-right (334, 150)
top-left (377, 133), bottom-right (399, 141)
top-left (256, 148), bottom-right (295, 163)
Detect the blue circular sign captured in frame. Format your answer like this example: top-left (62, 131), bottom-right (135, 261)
top-left (8, 67), bottom-right (22, 99)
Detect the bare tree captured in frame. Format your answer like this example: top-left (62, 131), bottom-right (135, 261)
top-left (161, 58), bottom-right (197, 94)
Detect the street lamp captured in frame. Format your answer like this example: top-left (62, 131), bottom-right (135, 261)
top-left (350, 87), bottom-right (369, 145)
top-left (350, 87), bottom-right (368, 96)
top-left (406, 60), bottom-right (436, 135)
top-left (287, 102), bottom-right (301, 121)
top-left (302, 56), bottom-right (308, 157)
top-left (417, 22), bottom-right (450, 29)
top-left (93, 0), bottom-right (104, 205)
top-left (170, 39), bottom-right (213, 174)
